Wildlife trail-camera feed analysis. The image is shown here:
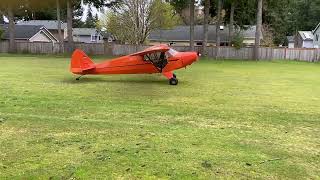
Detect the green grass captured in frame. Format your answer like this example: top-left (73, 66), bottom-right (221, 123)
top-left (0, 54), bottom-right (319, 179)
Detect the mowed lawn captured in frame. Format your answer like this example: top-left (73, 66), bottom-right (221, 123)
top-left (0, 54), bottom-right (319, 179)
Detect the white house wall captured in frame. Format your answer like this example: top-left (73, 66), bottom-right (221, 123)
top-left (303, 41), bottom-right (314, 48)
top-left (313, 28), bottom-right (320, 48)
top-left (73, 35), bottom-right (104, 43)
top-left (288, 42), bottom-right (294, 48)
top-left (29, 31), bottom-right (52, 42)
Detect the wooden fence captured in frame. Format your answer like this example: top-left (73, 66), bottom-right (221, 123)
top-left (1, 41), bottom-right (320, 62)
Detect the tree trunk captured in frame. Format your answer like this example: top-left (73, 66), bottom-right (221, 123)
top-left (0, 12), bottom-right (4, 23)
top-left (56, 0), bottom-right (63, 53)
top-left (8, 4), bottom-right (15, 53)
top-left (67, 0), bottom-right (74, 53)
top-left (215, 0), bottom-right (222, 58)
top-left (229, 1), bottom-right (235, 46)
top-left (253, 0), bottom-right (263, 60)
top-left (190, 0), bottom-right (195, 51)
top-left (202, 0), bottom-right (210, 56)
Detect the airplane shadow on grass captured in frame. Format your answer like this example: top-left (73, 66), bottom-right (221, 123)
top-left (62, 76), bottom-right (170, 85)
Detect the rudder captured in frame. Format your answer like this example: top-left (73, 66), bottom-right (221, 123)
top-left (70, 49), bottom-right (95, 74)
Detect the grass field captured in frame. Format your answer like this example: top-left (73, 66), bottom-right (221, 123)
top-left (0, 54), bottom-right (319, 179)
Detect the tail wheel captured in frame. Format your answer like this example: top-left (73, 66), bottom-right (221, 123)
top-left (169, 78), bottom-right (178, 85)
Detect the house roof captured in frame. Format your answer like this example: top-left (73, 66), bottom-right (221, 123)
top-left (1, 24), bottom-right (42, 39)
top-left (17, 20), bottom-right (67, 30)
top-left (148, 25), bottom-right (259, 42)
top-left (298, 31), bottom-right (314, 41)
top-left (73, 28), bottom-right (101, 36)
top-left (101, 31), bottom-right (114, 39)
top-left (313, 23), bottom-right (320, 33)
top-left (0, 24), bottom-right (58, 42)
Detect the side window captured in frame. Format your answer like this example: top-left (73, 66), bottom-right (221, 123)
top-left (317, 34), bottom-right (319, 41)
top-left (144, 52), bottom-right (163, 61)
top-left (144, 52), bottom-right (168, 69)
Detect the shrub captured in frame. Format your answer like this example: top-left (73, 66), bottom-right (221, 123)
top-left (232, 32), bottom-right (244, 50)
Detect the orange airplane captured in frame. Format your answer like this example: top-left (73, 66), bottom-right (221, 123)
top-left (70, 44), bottom-right (198, 85)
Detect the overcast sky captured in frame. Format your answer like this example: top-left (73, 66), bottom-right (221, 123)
top-left (2, 3), bottom-right (103, 23)
top-left (81, 3), bottom-right (104, 21)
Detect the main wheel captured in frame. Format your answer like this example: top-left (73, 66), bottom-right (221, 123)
top-left (169, 78), bottom-right (178, 85)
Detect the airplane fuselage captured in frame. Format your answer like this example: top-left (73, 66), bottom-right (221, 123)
top-left (75, 52), bottom-right (197, 75)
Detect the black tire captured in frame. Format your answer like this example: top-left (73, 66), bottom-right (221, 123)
top-left (169, 78), bottom-right (178, 85)
top-left (173, 73), bottom-right (177, 78)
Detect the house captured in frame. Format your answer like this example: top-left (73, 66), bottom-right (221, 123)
top-left (67, 28), bottom-right (104, 43)
top-left (295, 31), bottom-right (314, 48)
top-left (0, 24), bottom-right (58, 43)
top-left (287, 36), bottom-right (295, 48)
top-left (312, 23), bottom-right (320, 48)
top-left (101, 31), bottom-right (116, 43)
top-left (148, 25), bottom-right (261, 46)
top-left (17, 20), bottom-right (67, 42)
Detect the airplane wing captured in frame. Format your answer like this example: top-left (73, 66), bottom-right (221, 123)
top-left (129, 44), bottom-right (170, 56)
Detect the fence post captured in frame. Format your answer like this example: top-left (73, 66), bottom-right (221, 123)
top-left (284, 48), bottom-right (286, 60)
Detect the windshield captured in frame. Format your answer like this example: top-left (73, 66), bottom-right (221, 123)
top-left (166, 48), bottom-right (178, 57)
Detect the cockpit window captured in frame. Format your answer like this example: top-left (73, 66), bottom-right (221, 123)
top-left (144, 52), bottom-right (168, 70)
top-left (166, 48), bottom-right (178, 57)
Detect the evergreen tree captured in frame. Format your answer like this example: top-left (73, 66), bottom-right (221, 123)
top-left (84, 7), bottom-right (97, 28)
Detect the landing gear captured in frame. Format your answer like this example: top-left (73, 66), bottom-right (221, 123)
top-left (76, 75), bottom-right (84, 80)
top-left (173, 73), bottom-right (176, 78)
top-left (162, 72), bottom-right (178, 85)
top-left (169, 77), bottom-right (178, 85)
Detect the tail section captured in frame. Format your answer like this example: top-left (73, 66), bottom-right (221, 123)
top-left (70, 49), bottom-right (96, 74)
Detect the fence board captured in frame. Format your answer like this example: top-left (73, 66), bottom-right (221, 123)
top-left (0, 41), bottom-right (9, 53)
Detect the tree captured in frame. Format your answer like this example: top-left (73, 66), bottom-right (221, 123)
top-left (224, 0), bottom-right (256, 29)
top-left (215, 0), bottom-right (222, 58)
top-left (169, 0), bottom-right (189, 24)
top-left (56, 0), bottom-right (63, 53)
top-left (202, 0), bottom-right (210, 56)
top-left (0, 0), bottom-right (25, 52)
top-left (189, 0), bottom-right (195, 51)
top-left (84, 7), bottom-right (97, 28)
top-left (66, 0), bottom-right (74, 52)
top-left (104, 0), bottom-right (180, 44)
top-left (228, 0), bottom-right (235, 46)
top-left (232, 32), bottom-right (244, 49)
top-left (0, 27), bottom-right (3, 39)
top-left (253, 0), bottom-right (262, 60)
top-left (0, 13), bottom-right (4, 24)
top-left (72, 1), bottom-right (85, 28)
top-left (8, 5), bottom-right (15, 52)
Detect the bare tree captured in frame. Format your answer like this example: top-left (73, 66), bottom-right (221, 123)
top-left (215, 0), bottom-right (222, 58)
top-left (105, 0), bottom-right (179, 44)
top-left (202, 0), bottom-right (210, 56)
top-left (253, 0), bottom-right (262, 60)
top-left (189, 0), bottom-right (195, 51)
top-left (229, 0), bottom-right (235, 46)
top-left (67, 0), bottom-right (74, 52)
top-left (7, 4), bottom-right (15, 53)
top-left (56, 0), bottom-right (63, 53)
top-left (56, 0), bottom-right (64, 53)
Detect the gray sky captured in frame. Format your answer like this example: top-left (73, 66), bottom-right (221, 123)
top-left (2, 3), bottom-right (103, 23)
top-left (81, 3), bottom-right (104, 21)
